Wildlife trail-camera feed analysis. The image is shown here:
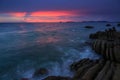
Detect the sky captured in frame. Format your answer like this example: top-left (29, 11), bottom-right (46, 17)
top-left (0, 0), bottom-right (120, 22)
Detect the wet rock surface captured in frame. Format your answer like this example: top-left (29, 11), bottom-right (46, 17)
top-left (33, 68), bottom-right (48, 77)
top-left (21, 78), bottom-right (29, 80)
top-left (89, 27), bottom-right (120, 62)
top-left (106, 24), bottom-right (111, 27)
top-left (43, 76), bottom-right (72, 80)
top-left (84, 26), bottom-right (94, 29)
top-left (117, 23), bottom-right (120, 27)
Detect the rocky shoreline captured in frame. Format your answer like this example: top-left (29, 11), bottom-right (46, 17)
top-left (21, 27), bottom-right (120, 80)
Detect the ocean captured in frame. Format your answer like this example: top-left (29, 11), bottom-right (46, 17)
top-left (0, 22), bottom-right (118, 80)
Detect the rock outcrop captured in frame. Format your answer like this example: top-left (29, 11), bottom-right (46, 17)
top-left (33, 68), bottom-right (48, 77)
top-left (117, 23), bottom-right (120, 27)
top-left (43, 76), bottom-right (72, 80)
top-left (69, 59), bottom-right (117, 80)
top-left (85, 26), bottom-right (94, 29)
top-left (106, 24), bottom-right (111, 27)
top-left (89, 27), bottom-right (120, 62)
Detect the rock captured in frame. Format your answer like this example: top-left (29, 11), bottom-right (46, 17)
top-left (94, 61), bottom-right (111, 80)
top-left (106, 24), bottom-right (111, 26)
top-left (43, 76), bottom-right (72, 80)
top-left (117, 23), bottom-right (120, 26)
top-left (102, 62), bottom-right (115, 80)
top-left (85, 26), bottom-right (94, 29)
top-left (33, 68), bottom-right (48, 77)
top-left (21, 78), bottom-right (29, 80)
top-left (113, 46), bottom-right (120, 62)
top-left (70, 58), bottom-right (93, 71)
top-left (73, 61), bottom-right (96, 79)
top-left (89, 27), bottom-right (120, 62)
top-left (81, 59), bottom-right (105, 80)
top-left (85, 41), bottom-right (92, 45)
top-left (112, 63), bottom-right (120, 80)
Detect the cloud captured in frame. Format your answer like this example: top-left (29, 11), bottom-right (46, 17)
top-left (9, 12), bottom-right (26, 17)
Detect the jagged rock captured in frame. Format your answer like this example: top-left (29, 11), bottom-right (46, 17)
top-left (43, 76), bottom-right (72, 80)
top-left (70, 58), bottom-right (94, 71)
top-left (33, 68), bottom-right (48, 77)
top-left (89, 27), bottom-right (120, 62)
top-left (117, 23), bottom-right (120, 27)
top-left (112, 63), bottom-right (120, 80)
top-left (81, 59), bottom-right (105, 80)
top-left (102, 62), bottom-right (115, 80)
top-left (106, 24), bottom-right (111, 26)
top-left (73, 61), bottom-right (96, 79)
top-left (89, 27), bottom-right (118, 40)
top-left (85, 26), bottom-right (94, 29)
top-left (94, 61), bottom-right (111, 80)
top-left (21, 78), bottom-right (29, 80)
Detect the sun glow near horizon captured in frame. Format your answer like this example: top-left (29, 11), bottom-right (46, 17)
top-left (0, 10), bottom-right (82, 22)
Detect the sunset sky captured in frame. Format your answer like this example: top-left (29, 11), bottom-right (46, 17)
top-left (0, 0), bottom-right (120, 22)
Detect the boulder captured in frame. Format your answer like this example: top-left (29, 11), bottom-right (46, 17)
top-left (94, 61), bottom-right (111, 80)
top-left (81, 59), bottom-right (105, 80)
top-left (21, 78), bottom-right (29, 80)
top-left (43, 76), bottom-right (72, 80)
top-left (70, 58), bottom-right (94, 71)
top-left (84, 26), bottom-right (94, 29)
top-left (33, 68), bottom-right (48, 77)
top-left (106, 24), bottom-right (111, 26)
top-left (117, 23), bottom-right (120, 27)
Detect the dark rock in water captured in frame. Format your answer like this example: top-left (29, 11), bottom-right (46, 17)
top-left (117, 23), bottom-right (120, 26)
top-left (43, 76), bottom-right (72, 80)
top-left (33, 68), bottom-right (48, 77)
top-left (106, 24), bottom-right (111, 26)
top-left (84, 26), bottom-right (94, 29)
top-left (85, 41), bottom-right (92, 46)
top-left (21, 78), bottom-right (29, 80)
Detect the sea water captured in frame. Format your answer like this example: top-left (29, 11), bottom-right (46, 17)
top-left (0, 22), bottom-right (118, 80)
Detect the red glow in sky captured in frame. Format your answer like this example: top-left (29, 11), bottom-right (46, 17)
top-left (0, 10), bottom-right (83, 22)
top-left (9, 12), bottom-right (26, 17)
top-left (30, 11), bottom-right (73, 17)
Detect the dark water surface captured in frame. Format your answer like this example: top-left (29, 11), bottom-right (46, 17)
top-left (0, 22), bottom-right (118, 80)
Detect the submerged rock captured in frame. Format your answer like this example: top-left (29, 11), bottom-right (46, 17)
top-left (117, 23), bottom-right (120, 27)
top-left (84, 26), bottom-right (94, 29)
top-left (21, 78), bottom-right (29, 80)
top-left (43, 76), bottom-right (72, 80)
top-left (33, 68), bottom-right (48, 77)
top-left (106, 24), bottom-right (111, 26)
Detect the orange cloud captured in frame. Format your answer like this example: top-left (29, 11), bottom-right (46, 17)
top-left (25, 11), bottom-right (78, 22)
top-left (30, 11), bottom-right (74, 17)
top-left (0, 10), bottom-right (84, 22)
top-left (9, 12), bottom-right (26, 17)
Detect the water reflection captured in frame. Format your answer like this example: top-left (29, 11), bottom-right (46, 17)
top-left (36, 36), bottom-right (63, 44)
top-left (33, 23), bottom-right (66, 32)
